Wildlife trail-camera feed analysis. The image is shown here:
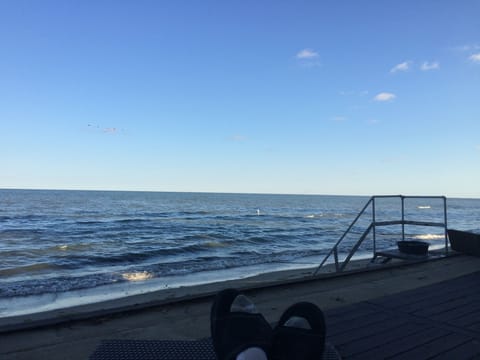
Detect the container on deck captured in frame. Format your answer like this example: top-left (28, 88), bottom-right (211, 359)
top-left (397, 241), bottom-right (429, 255)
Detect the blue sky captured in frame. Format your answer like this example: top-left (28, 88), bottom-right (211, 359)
top-left (1, 1), bottom-right (479, 197)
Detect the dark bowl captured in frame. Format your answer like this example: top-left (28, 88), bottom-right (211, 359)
top-left (397, 241), bottom-right (429, 255)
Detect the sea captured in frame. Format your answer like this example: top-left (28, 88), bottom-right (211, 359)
top-left (1, 189), bottom-right (479, 316)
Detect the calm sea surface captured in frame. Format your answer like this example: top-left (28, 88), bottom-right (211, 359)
top-left (1, 190), bottom-right (479, 312)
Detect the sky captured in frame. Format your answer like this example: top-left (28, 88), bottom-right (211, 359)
top-left (1, 1), bottom-right (479, 198)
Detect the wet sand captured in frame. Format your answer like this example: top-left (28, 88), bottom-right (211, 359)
top-left (1, 254), bottom-right (479, 360)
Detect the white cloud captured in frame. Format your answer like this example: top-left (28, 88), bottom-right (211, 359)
top-left (421, 61), bottom-right (440, 71)
top-left (390, 61), bottom-right (411, 73)
top-left (331, 116), bottom-right (346, 122)
top-left (469, 53), bottom-right (480, 63)
top-left (454, 44), bottom-right (480, 52)
top-left (296, 49), bottom-right (319, 59)
top-left (374, 92), bottom-right (396, 102)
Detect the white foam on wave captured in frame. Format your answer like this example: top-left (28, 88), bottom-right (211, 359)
top-left (122, 271), bottom-right (153, 281)
top-left (413, 234), bottom-right (445, 240)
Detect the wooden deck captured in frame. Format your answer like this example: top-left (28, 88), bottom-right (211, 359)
top-left (3, 256), bottom-right (479, 360)
top-left (89, 271), bottom-right (480, 359)
top-left (325, 271), bottom-right (480, 359)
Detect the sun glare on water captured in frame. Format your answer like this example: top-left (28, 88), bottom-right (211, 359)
top-left (122, 271), bottom-right (153, 281)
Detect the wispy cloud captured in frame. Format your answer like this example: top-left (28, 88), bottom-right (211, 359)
top-left (103, 127), bottom-right (118, 134)
top-left (367, 119), bottom-right (380, 125)
top-left (230, 134), bottom-right (247, 142)
top-left (339, 90), bottom-right (369, 97)
top-left (331, 116), bottom-right (347, 122)
top-left (454, 44), bottom-right (480, 52)
top-left (451, 45), bottom-right (480, 64)
top-left (373, 92), bottom-right (396, 102)
top-left (296, 48), bottom-right (319, 59)
top-left (421, 61), bottom-right (440, 71)
top-left (469, 53), bottom-right (480, 63)
top-left (295, 49), bottom-right (321, 67)
top-left (390, 60), bottom-right (441, 73)
top-left (87, 124), bottom-right (122, 135)
top-left (390, 61), bottom-right (411, 73)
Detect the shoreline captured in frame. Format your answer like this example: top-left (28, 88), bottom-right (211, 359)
top-left (0, 256), bottom-right (326, 319)
top-left (0, 250), bottom-right (449, 333)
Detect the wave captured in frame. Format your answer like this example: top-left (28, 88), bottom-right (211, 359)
top-left (413, 234), bottom-right (445, 240)
top-left (0, 214), bottom-right (48, 221)
top-left (0, 248), bottom-right (328, 298)
top-left (0, 263), bottom-right (58, 277)
top-left (204, 241), bottom-right (229, 248)
top-left (75, 220), bottom-right (107, 225)
top-left (47, 240), bottom-right (235, 268)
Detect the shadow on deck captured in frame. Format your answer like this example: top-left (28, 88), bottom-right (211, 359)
top-left (326, 271), bottom-right (480, 359)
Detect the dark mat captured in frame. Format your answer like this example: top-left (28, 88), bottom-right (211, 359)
top-left (90, 338), bottom-right (341, 360)
top-left (89, 338), bottom-right (216, 360)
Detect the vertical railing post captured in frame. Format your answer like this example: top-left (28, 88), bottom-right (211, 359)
top-left (443, 196), bottom-right (448, 254)
top-left (372, 197), bottom-right (376, 255)
top-left (401, 196), bottom-right (405, 241)
top-left (333, 247), bottom-right (339, 272)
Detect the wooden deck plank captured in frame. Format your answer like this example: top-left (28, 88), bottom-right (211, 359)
top-left (431, 302), bottom-right (480, 323)
top-left (411, 293), bottom-right (480, 317)
top-left (327, 310), bottom-right (394, 337)
top-left (334, 323), bottom-right (435, 358)
top-left (327, 316), bottom-right (410, 346)
top-left (324, 301), bottom-right (378, 319)
top-left (388, 333), bottom-right (472, 360)
top-left (371, 284), bottom-right (480, 313)
top-left (429, 339), bottom-right (480, 359)
top-left (345, 327), bottom-right (450, 360)
top-left (326, 302), bottom-right (388, 321)
top-left (325, 271), bottom-right (480, 359)
top-left (369, 272), bottom-right (480, 310)
top-left (470, 323), bottom-right (480, 333)
top-left (449, 309), bottom-right (480, 329)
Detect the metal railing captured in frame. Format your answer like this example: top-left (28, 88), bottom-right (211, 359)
top-left (313, 195), bottom-right (448, 275)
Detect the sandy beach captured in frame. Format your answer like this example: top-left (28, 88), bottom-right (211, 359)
top-left (1, 254), bottom-right (479, 360)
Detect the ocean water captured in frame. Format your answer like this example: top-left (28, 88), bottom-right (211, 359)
top-left (1, 190), bottom-right (479, 315)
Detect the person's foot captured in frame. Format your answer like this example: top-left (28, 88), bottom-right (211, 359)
top-left (210, 288), bottom-right (272, 360)
top-left (271, 302), bottom-right (326, 360)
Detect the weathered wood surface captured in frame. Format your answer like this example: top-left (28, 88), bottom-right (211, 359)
top-left (326, 271), bottom-right (480, 359)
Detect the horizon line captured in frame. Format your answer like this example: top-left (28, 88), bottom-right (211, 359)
top-left (0, 187), bottom-right (477, 200)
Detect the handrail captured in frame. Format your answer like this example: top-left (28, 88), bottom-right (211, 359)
top-left (314, 197), bottom-right (373, 270)
top-left (313, 195), bottom-right (448, 275)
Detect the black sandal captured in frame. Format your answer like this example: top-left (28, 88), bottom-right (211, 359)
top-left (272, 302), bottom-right (326, 360)
top-left (210, 288), bottom-right (272, 360)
